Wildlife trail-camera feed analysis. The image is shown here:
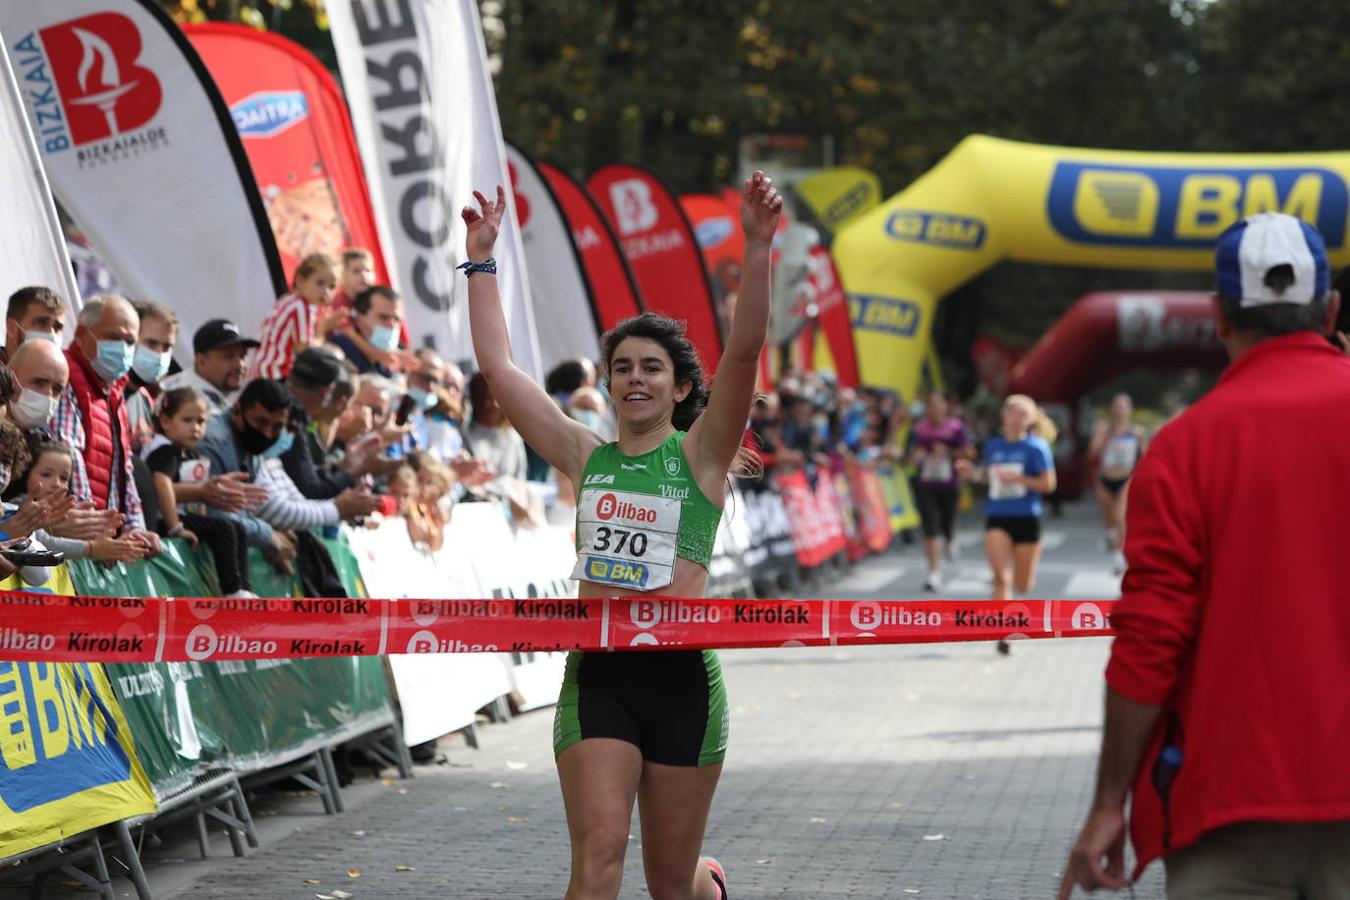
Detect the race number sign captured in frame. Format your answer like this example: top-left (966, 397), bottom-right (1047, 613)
top-left (988, 463), bottom-right (1026, 500)
top-left (571, 488), bottom-right (681, 591)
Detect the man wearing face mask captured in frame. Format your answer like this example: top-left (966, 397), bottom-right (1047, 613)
top-left (328, 286), bottom-right (403, 377)
top-left (283, 347), bottom-right (397, 499)
top-left (3, 286), bottom-right (67, 363)
top-left (50, 295), bottom-right (162, 556)
top-left (199, 378), bottom-right (381, 567)
top-left (123, 301), bottom-right (178, 453)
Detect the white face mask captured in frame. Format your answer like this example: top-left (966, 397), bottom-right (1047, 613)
top-left (11, 387), bottom-right (59, 429)
top-left (23, 329), bottom-right (59, 345)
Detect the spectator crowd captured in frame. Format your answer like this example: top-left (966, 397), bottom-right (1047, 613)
top-left (0, 247), bottom-right (597, 596)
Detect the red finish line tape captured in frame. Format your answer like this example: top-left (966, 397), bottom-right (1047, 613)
top-left (0, 594), bottom-right (1117, 663)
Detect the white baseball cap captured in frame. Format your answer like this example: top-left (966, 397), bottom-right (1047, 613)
top-left (1214, 212), bottom-right (1330, 307)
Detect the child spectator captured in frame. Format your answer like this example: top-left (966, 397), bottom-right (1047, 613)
top-left (4, 439), bottom-right (147, 582)
top-left (143, 387), bottom-right (256, 597)
top-left (331, 247), bottom-right (412, 362)
top-left (249, 253), bottom-right (343, 381)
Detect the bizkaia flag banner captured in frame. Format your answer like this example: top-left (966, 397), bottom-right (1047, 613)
top-left (0, 0), bottom-right (286, 349)
top-left (327, 0), bottom-right (541, 376)
top-left (538, 160), bottom-right (643, 332)
top-left (184, 23), bottom-right (389, 290)
top-left (0, 31), bottom-right (81, 310)
top-left (504, 142), bottom-right (600, 368)
top-left (588, 164), bottom-right (723, 369)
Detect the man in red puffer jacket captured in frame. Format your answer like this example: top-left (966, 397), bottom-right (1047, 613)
top-left (51, 294), bottom-right (162, 557)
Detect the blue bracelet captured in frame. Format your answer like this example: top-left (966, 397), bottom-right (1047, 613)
top-left (457, 258), bottom-right (498, 277)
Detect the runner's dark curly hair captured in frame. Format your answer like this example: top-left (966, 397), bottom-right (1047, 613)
top-left (602, 313), bottom-right (761, 477)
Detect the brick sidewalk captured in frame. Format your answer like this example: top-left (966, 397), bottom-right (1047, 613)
top-left (146, 636), bottom-right (1163, 899)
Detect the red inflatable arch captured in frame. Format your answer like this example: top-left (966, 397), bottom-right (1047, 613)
top-left (1007, 291), bottom-right (1228, 496)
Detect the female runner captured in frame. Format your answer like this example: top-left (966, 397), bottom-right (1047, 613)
top-left (1088, 392), bottom-right (1147, 574)
top-left (463, 173), bottom-right (781, 900)
top-left (957, 394), bottom-right (1056, 654)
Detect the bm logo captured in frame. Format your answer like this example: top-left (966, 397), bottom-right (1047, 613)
top-left (886, 210), bottom-right (986, 250)
top-left (1048, 162), bottom-right (1348, 248)
top-left (850, 294), bottom-right (921, 337)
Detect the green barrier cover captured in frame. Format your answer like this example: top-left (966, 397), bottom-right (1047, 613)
top-left (76, 534), bottom-right (393, 797)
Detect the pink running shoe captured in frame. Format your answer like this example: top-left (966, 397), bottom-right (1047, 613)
top-left (702, 857), bottom-right (728, 899)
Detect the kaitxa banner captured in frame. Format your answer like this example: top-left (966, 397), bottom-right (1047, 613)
top-left (505, 142), bottom-right (600, 368)
top-left (588, 164), bottom-right (723, 368)
top-left (682, 192), bottom-right (743, 307)
top-left (0, 30), bottom-right (81, 309)
top-left (184, 23), bottom-right (389, 289)
top-left (539, 160), bottom-right (643, 332)
top-left (327, 0), bottom-right (541, 375)
top-left (0, 0), bottom-right (286, 350)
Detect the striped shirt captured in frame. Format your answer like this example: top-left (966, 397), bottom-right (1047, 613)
top-left (249, 292), bottom-right (315, 381)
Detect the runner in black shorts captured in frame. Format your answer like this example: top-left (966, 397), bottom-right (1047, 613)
top-left (908, 392), bottom-right (971, 591)
top-left (957, 395), bottom-right (1057, 654)
top-left (464, 174), bottom-right (781, 899)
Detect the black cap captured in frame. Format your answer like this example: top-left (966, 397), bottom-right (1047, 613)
top-left (290, 346), bottom-right (343, 390)
top-left (194, 318), bottom-right (260, 354)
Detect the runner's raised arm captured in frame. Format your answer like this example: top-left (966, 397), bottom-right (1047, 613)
top-left (462, 186), bottom-right (601, 484)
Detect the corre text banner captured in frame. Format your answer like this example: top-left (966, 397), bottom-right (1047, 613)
top-left (0, 594), bottom-right (1117, 664)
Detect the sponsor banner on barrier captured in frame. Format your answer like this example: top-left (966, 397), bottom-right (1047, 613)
top-left (0, 568), bottom-right (156, 859)
top-left (0, 593), bottom-right (1116, 663)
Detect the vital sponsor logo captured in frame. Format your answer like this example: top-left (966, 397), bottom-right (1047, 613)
top-left (13, 13), bottom-right (165, 163)
top-left (595, 492), bottom-right (658, 524)
top-left (585, 556), bottom-right (649, 588)
top-left (953, 609), bottom-right (1031, 628)
top-left (289, 638), bottom-right (367, 656)
top-left (849, 602), bottom-right (942, 631)
top-left (658, 484), bottom-right (690, 500)
top-left (0, 627), bottom-right (56, 653)
top-left (513, 599), bottom-right (591, 620)
top-left (184, 624), bottom-right (278, 661)
top-left (630, 599), bottom-right (722, 628)
top-left (849, 294), bottom-right (921, 337)
top-left (0, 661), bottom-right (123, 811)
top-left (231, 90), bottom-right (309, 138)
top-left (694, 216), bottom-right (734, 248)
top-left (885, 210), bottom-right (987, 250)
top-left (1047, 161), bottom-right (1349, 248)
top-left (733, 603), bottom-right (810, 625)
top-left (583, 473), bottom-right (616, 485)
top-left (609, 178), bottom-right (660, 235)
top-left (405, 630), bottom-right (497, 653)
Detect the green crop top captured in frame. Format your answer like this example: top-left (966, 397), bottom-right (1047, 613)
top-left (571, 431), bottom-right (723, 592)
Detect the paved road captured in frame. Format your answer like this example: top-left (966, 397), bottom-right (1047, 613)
top-left (45, 502), bottom-right (1166, 899)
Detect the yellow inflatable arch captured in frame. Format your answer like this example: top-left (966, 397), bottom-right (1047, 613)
top-left (832, 134), bottom-right (1350, 400)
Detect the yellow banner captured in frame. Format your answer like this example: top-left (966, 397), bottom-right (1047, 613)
top-left (0, 567), bottom-right (156, 858)
top-left (794, 166), bottom-right (883, 236)
top-left (833, 134), bottom-right (1350, 400)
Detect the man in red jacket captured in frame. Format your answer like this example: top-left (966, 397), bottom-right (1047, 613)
top-left (1060, 212), bottom-right (1350, 898)
top-left (51, 294), bottom-right (162, 557)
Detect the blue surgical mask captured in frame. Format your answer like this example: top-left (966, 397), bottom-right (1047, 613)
top-left (573, 409), bottom-right (604, 432)
top-left (132, 344), bottom-right (171, 384)
top-left (260, 429), bottom-right (295, 459)
top-left (408, 386), bottom-right (436, 410)
top-left (24, 330), bottom-right (59, 345)
top-left (92, 339), bottom-right (134, 382)
top-left (369, 324), bottom-right (399, 352)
